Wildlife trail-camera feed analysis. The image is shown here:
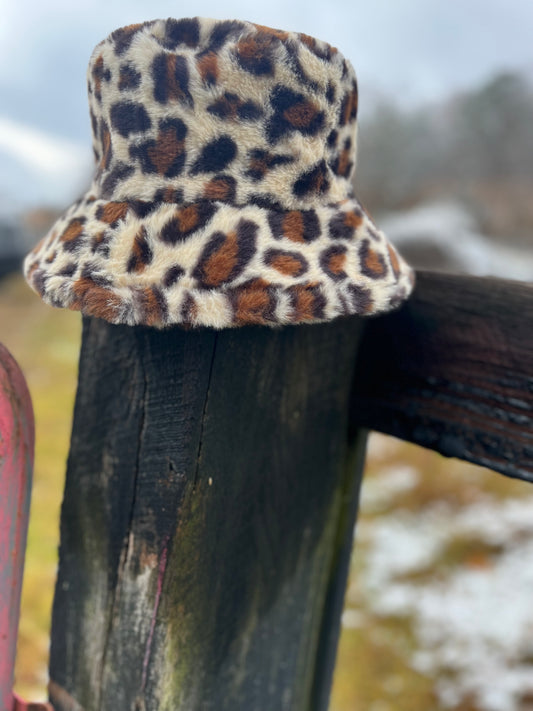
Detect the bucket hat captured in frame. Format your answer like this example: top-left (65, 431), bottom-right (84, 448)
top-left (24, 17), bottom-right (414, 328)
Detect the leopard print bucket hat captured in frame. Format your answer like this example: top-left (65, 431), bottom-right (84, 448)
top-left (24, 17), bottom-right (414, 328)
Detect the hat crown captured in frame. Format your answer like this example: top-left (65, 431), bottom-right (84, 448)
top-left (87, 18), bottom-right (358, 209)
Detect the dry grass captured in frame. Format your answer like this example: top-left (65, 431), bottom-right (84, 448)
top-left (0, 274), bottom-right (80, 699)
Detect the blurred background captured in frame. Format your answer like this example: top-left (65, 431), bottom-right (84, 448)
top-left (0, 0), bottom-right (532, 708)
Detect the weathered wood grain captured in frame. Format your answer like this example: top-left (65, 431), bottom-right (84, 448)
top-left (351, 271), bottom-right (533, 482)
top-left (49, 316), bottom-right (367, 711)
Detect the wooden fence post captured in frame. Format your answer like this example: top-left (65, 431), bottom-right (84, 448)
top-left (48, 316), bottom-right (368, 711)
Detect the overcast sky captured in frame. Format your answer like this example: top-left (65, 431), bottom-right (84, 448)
top-left (1, 0), bottom-right (532, 207)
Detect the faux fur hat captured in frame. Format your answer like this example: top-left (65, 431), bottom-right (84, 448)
top-left (24, 18), bottom-right (414, 328)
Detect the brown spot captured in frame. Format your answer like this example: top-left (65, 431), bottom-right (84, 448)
top-left (253, 24), bottom-right (289, 40)
top-left (266, 250), bottom-right (307, 277)
top-left (60, 219), bottom-right (84, 245)
top-left (203, 176), bottom-right (236, 202)
top-left (336, 148), bottom-right (351, 178)
top-left (148, 127), bottom-right (185, 175)
top-left (45, 250), bottom-right (57, 264)
top-left (234, 287), bottom-right (270, 324)
top-left (387, 243), bottom-right (401, 278)
top-left (345, 211), bottom-right (363, 229)
top-left (127, 227), bottom-right (152, 273)
top-left (270, 255), bottom-right (303, 276)
top-left (283, 101), bottom-right (320, 129)
top-left (167, 54), bottom-right (189, 103)
top-left (100, 125), bottom-right (112, 170)
top-left (299, 32), bottom-right (338, 57)
top-left (91, 231), bottom-right (107, 252)
top-left (162, 188), bottom-right (177, 203)
top-left (97, 202), bottom-right (129, 225)
top-left (160, 203), bottom-right (217, 244)
top-left (140, 287), bottom-right (165, 326)
top-left (248, 156), bottom-right (267, 179)
top-left (360, 241), bottom-right (387, 278)
top-left (282, 212), bottom-right (305, 242)
top-left (328, 251), bottom-right (346, 275)
top-left (291, 286), bottom-right (315, 321)
top-left (341, 85), bottom-right (358, 125)
top-left (92, 55), bottom-right (106, 100)
top-left (177, 205), bottom-right (199, 233)
top-left (197, 52), bottom-right (219, 84)
top-left (26, 261), bottom-right (39, 277)
top-left (201, 232), bottom-right (239, 287)
top-left (235, 35), bottom-right (276, 75)
top-left (181, 294), bottom-right (198, 323)
top-left (72, 278), bottom-right (122, 322)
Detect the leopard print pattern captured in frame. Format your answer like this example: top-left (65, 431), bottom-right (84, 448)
top-left (24, 17), bottom-right (414, 328)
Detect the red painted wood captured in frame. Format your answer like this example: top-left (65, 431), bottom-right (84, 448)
top-left (0, 344), bottom-right (48, 710)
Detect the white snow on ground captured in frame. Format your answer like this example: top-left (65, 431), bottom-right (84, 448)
top-left (380, 200), bottom-right (533, 282)
top-left (349, 480), bottom-right (533, 710)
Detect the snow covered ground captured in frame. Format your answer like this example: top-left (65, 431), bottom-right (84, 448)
top-left (342, 438), bottom-right (533, 711)
top-left (381, 201), bottom-right (533, 283)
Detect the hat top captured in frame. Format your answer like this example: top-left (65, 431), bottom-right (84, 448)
top-left (87, 17), bottom-right (358, 210)
top-left (24, 18), bottom-right (413, 330)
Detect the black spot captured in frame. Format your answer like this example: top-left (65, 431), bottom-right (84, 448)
top-left (190, 136), bottom-right (237, 175)
top-left (126, 227), bottom-right (153, 273)
top-left (235, 34), bottom-right (278, 76)
top-left (326, 81), bottom-right (336, 104)
top-left (248, 194), bottom-right (285, 211)
top-left (110, 102), bottom-right (151, 138)
top-left (163, 265), bottom-right (185, 288)
top-left (161, 18), bottom-right (200, 49)
top-left (266, 85), bottom-right (325, 144)
top-left (129, 117), bottom-right (187, 178)
top-left (292, 161), bottom-right (330, 198)
top-left (267, 209), bottom-right (320, 243)
top-left (101, 163), bottom-right (135, 199)
top-left (160, 202), bottom-right (218, 245)
top-left (331, 138), bottom-right (354, 178)
top-left (208, 20), bottom-right (246, 52)
top-left (327, 129), bottom-right (338, 148)
top-left (320, 245), bottom-right (348, 281)
top-left (245, 149), bottom-right (294, 181)
top-left (328, 209), bottom-right (363, 240)
top-left (192, 219), bottom-right (258, 289)
top-left (81, 264), bottom-right (113, 288)
top-left (154, 187), bottom-right (185, 204)
top-left (347, 284), bottom-right (373, 314)
top-left (32, 269), bottom-right (48, 297)
top-left (283, 40), bottom-right (320, 92)
top-left (207, 93), bottom-right (263, 121)
top-left (57, 262), bottom-right (77, 277)
top-left (152, 53), bottom-right (193, 106)
top-left (129, 200), bottom-right (159, 218)
top-left (119, 63), bottom-right (141, 91)
top-left (111, 22), bottom-right (152, 55)
top-left (90, 109), bottom-right (98, 137)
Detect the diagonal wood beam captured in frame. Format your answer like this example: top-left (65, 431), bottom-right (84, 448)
top-left (350, 271), bottom-right (533, 483)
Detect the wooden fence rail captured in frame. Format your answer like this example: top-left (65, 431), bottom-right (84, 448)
top-left (351, 271), bottom-right (533, 481)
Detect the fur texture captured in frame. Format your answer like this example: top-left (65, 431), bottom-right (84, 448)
top-left (24, 17), bottom-right (414, 328)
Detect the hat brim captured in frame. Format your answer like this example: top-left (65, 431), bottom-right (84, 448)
top-left (24, 190), bottom-right (414, 328)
